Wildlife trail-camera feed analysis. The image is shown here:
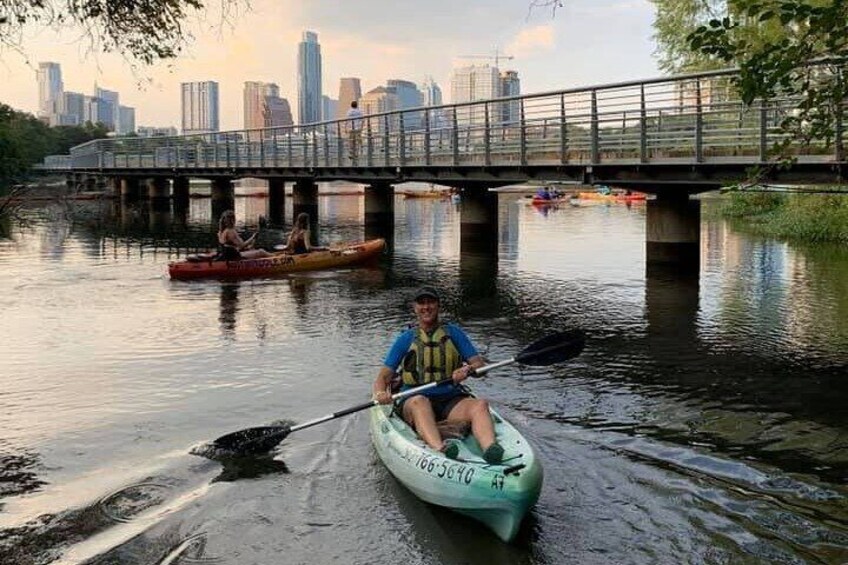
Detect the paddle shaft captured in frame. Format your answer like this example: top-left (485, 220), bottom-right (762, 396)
top-left (288, 356), bottom-right (516, 435)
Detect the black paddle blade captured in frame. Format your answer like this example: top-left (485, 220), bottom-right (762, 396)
top-left (211, 425), bottom-right (291, 455)
top-left (515, 329), bottom-right (586, 366)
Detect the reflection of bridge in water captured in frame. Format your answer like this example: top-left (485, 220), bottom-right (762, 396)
top-left (42, 61), bottom-right (847, 271)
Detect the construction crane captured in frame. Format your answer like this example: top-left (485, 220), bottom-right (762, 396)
top-left (457, 48), bottom-right (515, 69)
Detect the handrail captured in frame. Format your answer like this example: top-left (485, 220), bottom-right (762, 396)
top-left (49, 58), bottom-right (846, 172)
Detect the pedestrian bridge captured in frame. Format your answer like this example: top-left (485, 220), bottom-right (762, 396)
top-left (41, 61), bottom-right (846, 268)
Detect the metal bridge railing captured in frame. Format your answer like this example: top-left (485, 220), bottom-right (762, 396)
top-left (62, 61), bottom-right (846, 172)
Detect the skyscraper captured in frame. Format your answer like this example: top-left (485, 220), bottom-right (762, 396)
top-left (450, 65), bottom-right (500, 127)
top-left (266, 97), bottom-right (294, 128)
top-left (37, 62), bottom-right (64, 125)
top-left (321, 95), bottom-right (338, 122)
top-left (181, 81), bottom-right (220, 134)
top-left (244, 81), bottom-right (278, 129)
top-left (118, 106), bottom-right (136, 135)
top-left (386, 79), bottom-right (424, 129)
top-left (499, 70), bottom-right (521, 124)
top-left (421, 77), bottom-right (445, 129)
top-left (95, 86), bottom-right (119, 131)
top-left (360, 86), bottom-right (400, 132)
top-left (421, 77), bottom-right (443, 107)
top-left (337, 77), bottom-right (362, 119)
top-left (297, 31), bottom-right (322, 125)
top-left (63, 92), bottom-right (85, 126)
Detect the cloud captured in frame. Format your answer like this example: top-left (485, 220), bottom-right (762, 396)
top-left (506, 24), bottom-right (556, 58)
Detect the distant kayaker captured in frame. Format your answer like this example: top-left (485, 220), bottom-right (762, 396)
top-left (285, 212), bottom-right (327, 255)
top-left (535, 187), bottom-right (552, 201)
top-left (372, 287), bottom-right (504, 464)
top-left (217, 210), bottom-right (272, 260)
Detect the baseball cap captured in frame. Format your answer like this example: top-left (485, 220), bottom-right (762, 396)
top-left (413, 286), bottom-right (440, 302)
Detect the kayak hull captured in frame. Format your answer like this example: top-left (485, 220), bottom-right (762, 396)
top-left (168, 238), bottom-right (385, 280)
top-left (369, 401), bottom-right (543, 542)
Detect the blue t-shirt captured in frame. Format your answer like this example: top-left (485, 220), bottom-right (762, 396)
top-left (383, 323), bottom-right (478, 398)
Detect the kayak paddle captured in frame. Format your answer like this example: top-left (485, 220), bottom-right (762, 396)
top-left (211, 329), bottom-right (586, 455)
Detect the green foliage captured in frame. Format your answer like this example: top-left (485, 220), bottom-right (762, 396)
top-left (0, 102), bottom-right (108, 192)
top-left (721, 190), bottom-right (785, 217)
top-left (685, 1), bottom-right (848, 158)
top-left (0, 1), bottom-right (241, 65)
top-left (650, 0), bottom-right (730, 73)
top-left (719, 192), bottom-right (848, 241)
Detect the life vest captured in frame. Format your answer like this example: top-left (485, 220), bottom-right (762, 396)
top-left (400, 326), bottom-right (462, 386)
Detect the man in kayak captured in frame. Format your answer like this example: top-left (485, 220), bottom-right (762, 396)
top-left (372, 287), bottom-right (504, 464)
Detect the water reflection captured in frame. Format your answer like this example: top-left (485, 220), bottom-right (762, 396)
top-left (219, 283), bottom-right (240, 340)
top-left (1, 196), bottom-right (847, 563)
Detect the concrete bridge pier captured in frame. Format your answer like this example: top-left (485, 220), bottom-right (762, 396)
top-left (120, 178), bottom-right (141, 202)
top-left (147, 178), bottom-right (170, 211)
top-left (646, 194), bottom-right (700, 272)
top-left (105, 177), bottom-right (120, 198)
top-left (364, 183), bottom-right (394, 243)
top-left (292, 179), bottom-right (319, 231)
top-left (268, 178), bottom-right (286, 225)
top-left (172, 177), bottom-right (190, 210)
top-left (211, 178), bottom-right (235, 221)
top-left (459, 187), bottom-right (499, 254)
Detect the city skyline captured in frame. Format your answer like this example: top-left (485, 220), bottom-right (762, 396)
top-left (0, 0), bottom-right (659, 131)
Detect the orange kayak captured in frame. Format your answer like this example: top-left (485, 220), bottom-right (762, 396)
top-left (168, 238), bottom-right (385, 280)
top-left (577, 191), bottom-right (647, 202)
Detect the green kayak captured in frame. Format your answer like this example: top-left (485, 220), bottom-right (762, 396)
top-left (369, 400), bottom-right (543, 542)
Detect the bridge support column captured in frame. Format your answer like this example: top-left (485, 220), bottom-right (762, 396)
top-left (292, 179), bottom-right (318, 230)
top-left (120, 178), bottom-right (141, 202)
top-left (211, 178), bottom-right (235, 220)
top-left (147, 178), bottom-right (170, 211)
top-left (646, 194), bottom-right (700, 271)
top-left (460, 187), bottom-right (499, 254)
top-left (85, 176), bottom-right (97, 192)
top-left (172, 177), bottom-right (190, 211)
top-left (105, 177), bottom-right (120, 198)
top-left (268, 178), bottom-right (286, 225)
top-left (364, 183), bottom-right (394, 243)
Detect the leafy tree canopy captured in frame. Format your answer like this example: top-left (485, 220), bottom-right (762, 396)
top-left (652, 0), bottom-right (847, 161)
top-left (0, 102), bottom-right (108, 188)
top-left (0, 0), bottom-right (243, 65)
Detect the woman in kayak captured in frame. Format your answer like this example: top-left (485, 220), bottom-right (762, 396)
top-left (217, 210), bottom-right (272, 260)
top-left (372, 287), bottom-right (504, 464)
top-left (286, 212), bottom-right (327, 254)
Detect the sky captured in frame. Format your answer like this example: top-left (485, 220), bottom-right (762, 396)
top-left (0, 0), bottom-right (660, 131)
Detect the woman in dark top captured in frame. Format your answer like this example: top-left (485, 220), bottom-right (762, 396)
top-left (217, 210), bottom-right (272, 260)
top-left (286, 212), bottom-right (326, 254)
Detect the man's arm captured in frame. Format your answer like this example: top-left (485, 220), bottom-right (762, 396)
top-left (373, 366), bottom-right (395, 404)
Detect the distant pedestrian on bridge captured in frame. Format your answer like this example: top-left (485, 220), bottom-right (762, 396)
top-left (346, 100), bottom-right (364, 163)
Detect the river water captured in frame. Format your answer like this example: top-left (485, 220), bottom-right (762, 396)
top-left (1, 187), bottom-right (846, 564)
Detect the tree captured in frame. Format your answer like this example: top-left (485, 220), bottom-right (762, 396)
top-left (0, 0), bottom-right (244, 65)
top-left (651, 0), bottom-right (733, 73)
top-left (0, 103), bottom-right (108, 189)
top-left (687, 1), bottom-right (847, 158)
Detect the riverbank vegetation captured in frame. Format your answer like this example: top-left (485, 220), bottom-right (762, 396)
top-left (651, 1), bottom-right (847, 243)
top-left (714, 192), bottom-right (848, 242)
top-left (0, 103), bottom-right (108, 193)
